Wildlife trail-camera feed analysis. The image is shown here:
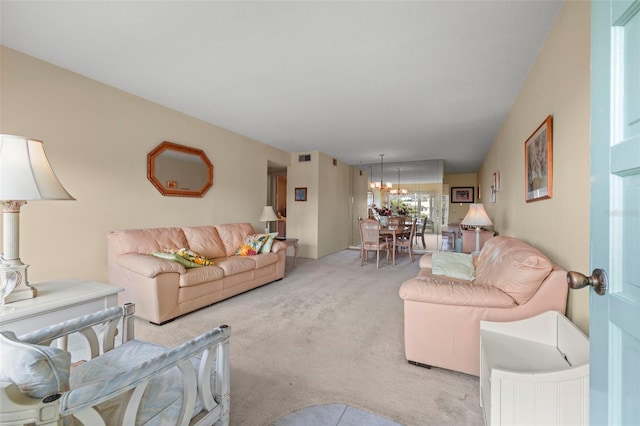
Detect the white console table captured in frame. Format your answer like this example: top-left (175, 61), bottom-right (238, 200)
top-left (0, 279), bottom-right (123, 336)
top-left (480, 311), bottom-right (589, 426)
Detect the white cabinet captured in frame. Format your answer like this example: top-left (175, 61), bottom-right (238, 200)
top-left (0, 280), bottom-right (122, 335)
top-left (480, 311), bottom-right (589, 426)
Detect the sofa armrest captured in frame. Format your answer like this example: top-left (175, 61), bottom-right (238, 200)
top-left (116, 253), bottom-right (185, 278)
top-left (419, 253), bottom-right (433, 269)
top-left (60, 325), bottom-right (230, 419)
top-left (399, 277), bottom-right (516, 308)
top-left (270, 240), bottom-right (287, 253)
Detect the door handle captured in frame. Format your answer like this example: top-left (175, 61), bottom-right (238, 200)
top-left (566, 269), bottom-right (608, 295)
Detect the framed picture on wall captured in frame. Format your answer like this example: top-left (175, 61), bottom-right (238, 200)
top-left (524, 115), bottom-right (553, 202)
top-left (294, 187), bottom-right (307, 202)
top-left (451, 186), bottom-right (475, 203)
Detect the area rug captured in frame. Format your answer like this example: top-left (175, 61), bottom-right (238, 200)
top-left (273, 404), bottom-right (401, 426)
top-left (134, 250), bottom-right (484, 426)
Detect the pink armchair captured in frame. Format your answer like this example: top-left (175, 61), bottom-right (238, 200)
top-left (399, 236), bottom-right (568, 376)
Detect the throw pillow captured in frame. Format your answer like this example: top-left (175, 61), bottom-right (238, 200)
top-left (152, 248), bottom-right (214, 268)
top-left (0, 331), bottom-right (71, 398)
top-left (431, 252), bottom-right (476, 281)
top-left (260, 233), bottom-right (280, 254)
top-left (172, 248), bottom-right (214, 266)
top-left (235, 234), bottom-right (270, 256)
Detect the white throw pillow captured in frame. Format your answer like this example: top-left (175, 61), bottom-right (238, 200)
top-left (431, 252), bottom-right (475, 281)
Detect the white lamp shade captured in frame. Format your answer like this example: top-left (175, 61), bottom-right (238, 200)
top-left (0, 134), bottom-right (74, 201)
top-left (461, 204), bottom-right (493, 227)
top-left (258, 206), bottom-right (278, 222)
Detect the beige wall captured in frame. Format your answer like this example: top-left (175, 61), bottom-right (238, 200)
top-left (350, 167), bottom-right (369, 245)
top-left (444, 173), bottom-right (478, 223)
top-left (317, 152), bottom-right (352, 257)
top-left (478, 1), bottom-right (591, 333)
top-left (286, 151), bottom-right (320, 258)
top-left (0, 46), bottom-right (290, 283)
top-left (286, 151), bottom-right (355, 258)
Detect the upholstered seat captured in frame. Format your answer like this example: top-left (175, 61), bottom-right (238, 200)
top-left (0, 304), bottom-right (230, 426)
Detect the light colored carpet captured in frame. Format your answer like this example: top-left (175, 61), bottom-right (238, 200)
top-left (134, 250), bottom-right (484, 426)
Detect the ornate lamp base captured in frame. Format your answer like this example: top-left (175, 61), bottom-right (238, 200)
top-left (2, 264), bottom-right (36, 303)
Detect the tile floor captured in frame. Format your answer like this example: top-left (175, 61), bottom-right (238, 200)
top-left (272, 404), bottom-right (402, 426)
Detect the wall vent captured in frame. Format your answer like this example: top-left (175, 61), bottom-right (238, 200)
top-left (298, 154), bottom-right (311, 162)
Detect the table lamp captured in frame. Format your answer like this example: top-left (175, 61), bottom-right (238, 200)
top-left (258, 206), bottom-right (278, 233)
top-left (0, 134), bottom-right (75, 303)
top-left (461, 203), bottom-right (493, 256)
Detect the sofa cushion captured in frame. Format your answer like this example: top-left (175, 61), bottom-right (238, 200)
top-left (71, 339), bottom-right (216, 425)
top-left (181, 226), bottom-right (227, 259)
top-left (179, 266), bottom-right (225, 287)
top-left (0, 331), bottom-right (71, 398)
top-left (213, 257), bottom-right (256, 276)
top-left (110, 228), bottom-right (189, 255)
top-left (250, 252), bottom-right (279, 269)
top-left (399, 273), bottom-right (516, 308)
top-left (475, 236), bottom-right (553, 305)
top-left (215, 223), bottom-right (256, 257)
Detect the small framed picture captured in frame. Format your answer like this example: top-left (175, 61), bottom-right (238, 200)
top-left (295, 187), bottom-right (307, 202)
top-left (493, 171), bottom-right (500, 192)
top-left (451, 186), bottom-right (475, 203)
top-left (525, 115), bottom-right (553, 202)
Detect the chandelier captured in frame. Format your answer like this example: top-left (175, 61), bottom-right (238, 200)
top-left (370, 154), bottom-right (392, 191)
top-left (390, 168), bottom-right (408, 196)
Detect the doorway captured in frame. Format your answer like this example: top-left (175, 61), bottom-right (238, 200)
top-left (268, 161), bottom-right (287, 237)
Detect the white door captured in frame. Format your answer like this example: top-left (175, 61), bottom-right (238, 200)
top-left (588, 0), bottom-right (640, 424)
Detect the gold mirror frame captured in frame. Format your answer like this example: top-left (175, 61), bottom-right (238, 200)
top-left (147, 141), bottom-right (213, 197)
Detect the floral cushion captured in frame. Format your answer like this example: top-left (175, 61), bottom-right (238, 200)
top-left (0, 331), bottom-right (71, 398)
top-left (152, 248), bottom-right (214, 268)
top-left (235, 234), bottom-right (270, 256)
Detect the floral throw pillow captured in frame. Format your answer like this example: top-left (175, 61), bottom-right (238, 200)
top-left (152, 248), bottom-right (214, 268)
top-left (235, 234), bottom-right (270, 256)
top-left (171, 248), bottom-right (214, 266)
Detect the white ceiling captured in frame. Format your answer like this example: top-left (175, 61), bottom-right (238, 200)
top-left (0, 0), bottom-right (563, 178)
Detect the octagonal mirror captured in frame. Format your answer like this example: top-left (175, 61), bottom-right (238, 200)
top-left (147, 141), bottom-right (213, 197)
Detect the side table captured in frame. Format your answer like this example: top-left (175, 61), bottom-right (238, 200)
top-left (0, 279), bottom-right (123, 336)
top-left (277, 238), bottom-right (299, 265)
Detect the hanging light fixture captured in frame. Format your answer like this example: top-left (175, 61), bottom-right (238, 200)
top-left (369, 164), bottom-right (376, 190)
top-left (391, 168), bottom-right (408, 196)
top-left (376, 154), bottom-right (392, 191)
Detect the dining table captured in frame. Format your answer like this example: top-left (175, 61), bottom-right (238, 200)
top-left (379, 225), bottom-right (405, 266)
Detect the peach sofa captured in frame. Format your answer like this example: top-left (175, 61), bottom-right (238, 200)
top-left (107, 223), bottom-right (286, 324)
top-left (399, 236), bottom-right (568, 376)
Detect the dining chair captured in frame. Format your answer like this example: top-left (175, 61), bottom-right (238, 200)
top-left (387, 216), bottom-right (405, 229)
top-left (359, 218), bottom-right (390, 269)
top-left (396, 218), bottom-right (417, 263)
top-left (414, 216), bottom-right (431, 249)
